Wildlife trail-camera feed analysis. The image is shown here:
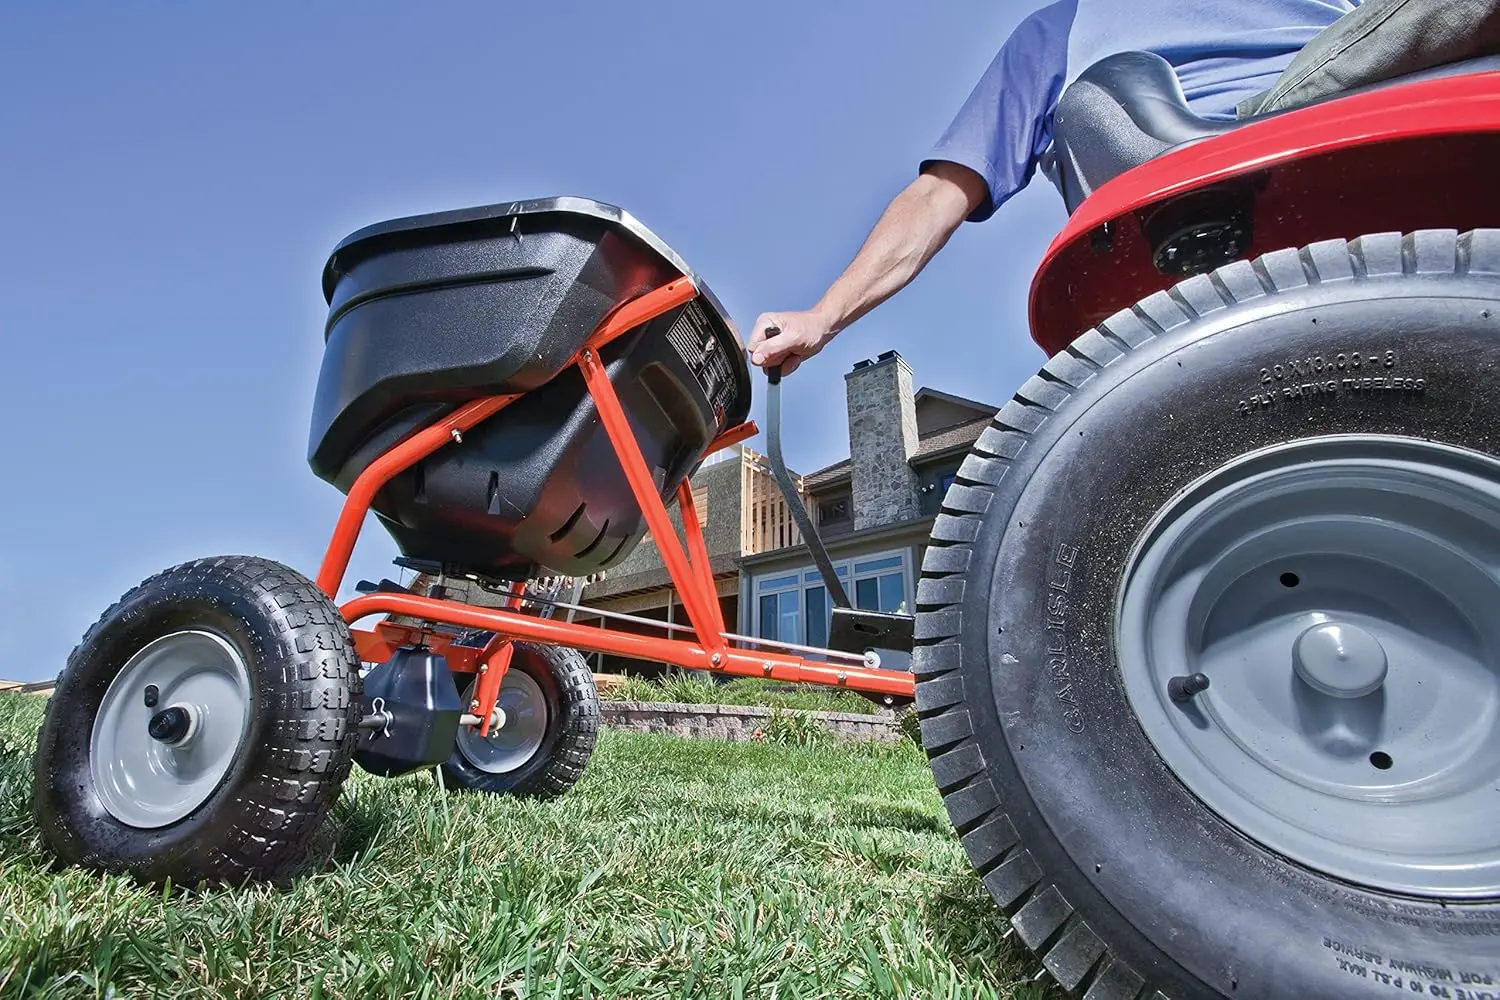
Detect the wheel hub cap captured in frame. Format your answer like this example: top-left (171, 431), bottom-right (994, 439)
top-left (1293, 620), bottom-right (1388, 699)
top-left (147, 705), bottom-right (198, 745)
top-left (455, 668), bottom-right (549, 774)
top-left (1117, 435), bottom-right (1500, 898)
top-left (90, 630), bottom-right (252, 829)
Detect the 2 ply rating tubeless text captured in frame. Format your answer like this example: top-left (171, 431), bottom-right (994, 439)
top-left (1237, 348), bottom-right (1424, 415)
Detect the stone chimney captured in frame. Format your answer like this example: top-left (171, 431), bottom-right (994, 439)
top-left (845, 350), bottom-right (920, 529)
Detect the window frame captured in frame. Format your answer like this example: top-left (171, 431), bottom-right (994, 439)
top-left (816, 492), bottom-right (851, 527)
top-left (751, 546), bottom-right (911, 643)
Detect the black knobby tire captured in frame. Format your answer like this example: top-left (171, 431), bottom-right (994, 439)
top-left (437, 642), bottom-right (599, 798)
top-left (915, 230), bottom-right (1500, 998)
top-left (32, 556), bottom-right (361, 885)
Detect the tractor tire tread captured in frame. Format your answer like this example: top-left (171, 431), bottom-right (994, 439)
top-left (914, 229), bottom-right (1480, 998)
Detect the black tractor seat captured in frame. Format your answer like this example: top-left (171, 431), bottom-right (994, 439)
top-left (1044, 50), bottom-right (1500, 215)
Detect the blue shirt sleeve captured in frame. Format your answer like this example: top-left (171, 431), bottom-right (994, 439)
top-left (921, 0), bottom-right (1077, 222)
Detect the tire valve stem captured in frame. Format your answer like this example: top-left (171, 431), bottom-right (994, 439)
top-left (143, 684), bottom-right (159, 708)
top-left (1167, 672), bottom-right (1211, 703)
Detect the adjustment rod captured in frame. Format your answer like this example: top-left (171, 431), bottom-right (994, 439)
top-left (1167, 672), bottom-right (1211, 703)
top-left (763, 347), bottom-right (852, 610)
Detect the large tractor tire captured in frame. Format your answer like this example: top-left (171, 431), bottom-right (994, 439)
top-left (33, 556), bottom-right (362, 885)
top-left (916, 230), bottom-right (1500, 999)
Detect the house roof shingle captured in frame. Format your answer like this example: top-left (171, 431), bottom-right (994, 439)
top-left (912, 416), bottom-right (992, 461)
top-left (802, 459), bottom-right (851, 490)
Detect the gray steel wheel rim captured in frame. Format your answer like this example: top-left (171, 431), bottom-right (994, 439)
top-left (90, 629), bottom-right (253, 829)
top-left (1116, 434), bottom-right (1500, 898)
top-left (455, 668), bottom-right (550, 774)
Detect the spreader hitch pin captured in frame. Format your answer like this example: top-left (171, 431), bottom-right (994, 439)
top-left (1167, 672), bottom-right (1211, 703)
top-left (357, 711), bottom-right (394, 731)
top-left (357, 697), bottom-right (394, 737)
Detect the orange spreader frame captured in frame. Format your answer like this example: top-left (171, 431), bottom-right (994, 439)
top-left (318, 277), bottom-right (917, 710)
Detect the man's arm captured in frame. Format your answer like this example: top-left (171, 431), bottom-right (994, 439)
top-left (746, 162), bottom-right (988, 375)
top-left (745, 0), bottom-right (1077, 376)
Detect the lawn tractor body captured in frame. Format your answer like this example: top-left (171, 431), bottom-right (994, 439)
top-left (902, 47), bottom-right (1500, 1000)
top-left (1030, 52), bottom-right (1500, 353)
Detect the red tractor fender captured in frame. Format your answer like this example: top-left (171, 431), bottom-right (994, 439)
top-left (1029, 69), bottom-right (1500, 357)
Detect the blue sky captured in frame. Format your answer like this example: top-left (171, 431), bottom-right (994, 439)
top-left (0, 2), bottom-right (1067, 681)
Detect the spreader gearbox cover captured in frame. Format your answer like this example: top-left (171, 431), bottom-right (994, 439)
top-left (354, 648), bottom-right (464, 778)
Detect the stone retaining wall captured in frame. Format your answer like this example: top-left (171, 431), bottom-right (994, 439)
top-left (600, 700), bottom-right (899, 743)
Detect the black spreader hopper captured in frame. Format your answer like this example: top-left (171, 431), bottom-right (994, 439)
top-left (308, 197), bottom-right (751, 582)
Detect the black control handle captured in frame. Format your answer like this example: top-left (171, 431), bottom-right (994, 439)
top-left (758, 328), bottom-right (850, 609)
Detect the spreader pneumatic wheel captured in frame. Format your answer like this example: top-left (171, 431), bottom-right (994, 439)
top-left (32, 556), bottom-right (362, 885)
top-left (916, 231), bottom-right (1500, 999)
top-left (437, 642), bottom-right (600, 799)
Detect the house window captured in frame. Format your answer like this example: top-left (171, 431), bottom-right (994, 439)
top-left (752, 549), bottom-right (909, 645)
top-left (818, 494), bottom-right (850, 526)
top-left (755, 573), bottom-right (801, 642)
top-left (757, 593), bottom-right (778, 640)
top-left (757, 591), bottom-right (799, 642)
top-left (853, 555), bottom-right (906, 614)
top-left (919, 467), bottom-right (962, 515)
top-left (805, 585), bottom-right (829, 648)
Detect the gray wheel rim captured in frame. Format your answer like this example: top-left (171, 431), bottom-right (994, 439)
top-left (455, 668), bottom-right (550, 774)
top-left (90, 629), bottom-right (253, 829)
top-left (1116, 435), bottom-right (1500, 898)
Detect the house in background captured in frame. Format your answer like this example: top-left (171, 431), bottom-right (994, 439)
top-left (0, 679), bottom-right (56, 696)
top-left (565, 442), bottom-right (804, 675)
top-left (410, 349), bottom-right (997, 677)
top-left (737, 350), bottom-right (996, 670)
top-left (412, 440), bottom-right (803, 677)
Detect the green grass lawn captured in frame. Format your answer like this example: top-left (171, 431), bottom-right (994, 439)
top-left (0, 693), bottom-right (1054, 999)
